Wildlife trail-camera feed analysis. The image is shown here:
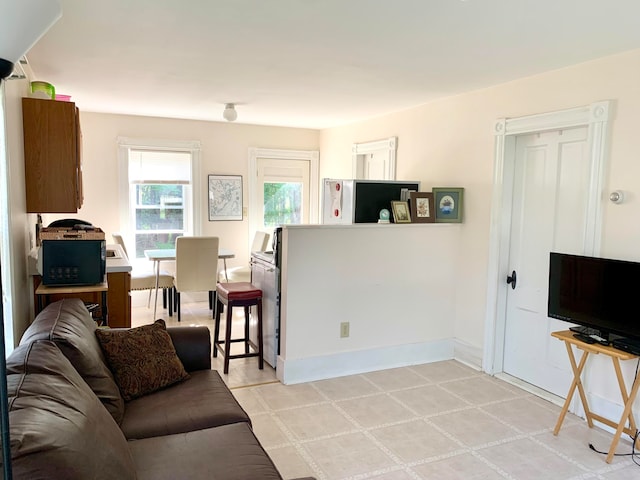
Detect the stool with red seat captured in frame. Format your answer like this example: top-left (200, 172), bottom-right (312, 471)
top-left (214, 282), bottom-right (264, 374)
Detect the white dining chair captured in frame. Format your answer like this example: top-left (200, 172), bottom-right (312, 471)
top-left (112, 233), bottom-right (175, 316)
top-left (174, 236), bottom-right (219, 321)
top-left (220, 231), bottom-right (270, 283)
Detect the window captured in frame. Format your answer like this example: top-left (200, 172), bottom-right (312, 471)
top-left (263, 182), bottom-right (302, 227)
top-left (118, 139), bottom-right (200, 262)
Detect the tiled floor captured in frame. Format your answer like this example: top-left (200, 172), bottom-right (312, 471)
top-left (133, 296), bottom-right (640, 479)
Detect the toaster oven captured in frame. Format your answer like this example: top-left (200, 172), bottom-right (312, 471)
top-left (40, 239), bottom-right (106, 286)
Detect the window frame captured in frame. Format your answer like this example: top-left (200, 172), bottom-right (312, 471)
top-left (117, 137), bottom-right (201, 262)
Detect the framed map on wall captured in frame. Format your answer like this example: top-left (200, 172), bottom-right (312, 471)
top-left (208, 175), bottom-right (243, 221)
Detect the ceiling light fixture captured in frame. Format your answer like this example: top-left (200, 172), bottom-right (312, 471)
top-left (223, 103), bottom-right (238, 122)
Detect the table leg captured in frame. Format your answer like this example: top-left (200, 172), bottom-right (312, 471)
top-left (223, 258), bottom-right (229, 282)
top-left (153, 260), bottom-right (160, 320)
top-left (606, 370), bottom-right (640, 463)
top-left (102, 290), bottom-right (108, 327)
top-left (554, 342), bottom-right (591, 435)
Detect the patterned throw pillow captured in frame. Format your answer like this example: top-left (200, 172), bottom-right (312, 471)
top-left (95, 320), bottom-right (189, 401)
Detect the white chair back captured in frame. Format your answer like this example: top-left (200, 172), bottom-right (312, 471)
top-left (251, 231), bottom-right (270, 252)
top-left (112, 233), bottom-right (129, 258)
top-left (175, 236), bottom-right (219, 292)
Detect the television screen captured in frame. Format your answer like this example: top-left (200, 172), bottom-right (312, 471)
top-left (354, 181), bottom-right (420, 223)
top-left (548, 252), bottom-right (640, 341)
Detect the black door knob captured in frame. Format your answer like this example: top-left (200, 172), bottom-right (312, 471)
top-left (506, 270), bottom-right (517, 290)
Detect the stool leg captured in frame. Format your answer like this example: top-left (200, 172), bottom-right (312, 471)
top-left (168, 288), bottom-right (173, 317)
top-left (223, 302), bottom-right (233, 374)
top-left (257, 298), bottom-right (264, 370)
top-left (176, 291), bottom-right (181, 322)
top-left (213, 297), bottom-right (222, 358)
top-left (162, 288), bottom-right (167, 308)
top-left (244, 306), bottom-right (250, 354)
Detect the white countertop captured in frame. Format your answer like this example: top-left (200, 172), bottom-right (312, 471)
top-left (105, 244), bottom-right (132, 273)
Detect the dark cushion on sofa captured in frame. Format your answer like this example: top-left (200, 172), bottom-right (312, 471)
top-left (6, 340), bottom-right (136, 480)
top-left (129, 422), bottom-right (282, 480)
top-left (121, 369), bottom-right (250, 439)
top-left (95, 319), bottom-right (189, 401)
top-left (19, 298), bottom-right (125, 423)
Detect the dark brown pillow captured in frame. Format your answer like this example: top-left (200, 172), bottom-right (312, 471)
top-left (95, 320), bottom-right (189, 401)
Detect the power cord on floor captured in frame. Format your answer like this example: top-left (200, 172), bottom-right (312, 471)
top-left (588, 429), bottom-right (639, 466)
top-left (588, 358), bottom-right (640, 467)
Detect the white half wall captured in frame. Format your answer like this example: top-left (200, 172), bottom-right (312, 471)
top-left (277, 223), bottom-right (461, 384)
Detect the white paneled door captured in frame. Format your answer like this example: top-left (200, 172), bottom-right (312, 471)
top-left (503, 126), bottom-right (590, 397)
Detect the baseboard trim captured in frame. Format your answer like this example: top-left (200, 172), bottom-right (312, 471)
top-left (453, 338), bottom-right (483, 370)
top-left (276, 339), bottom-right (454, 385)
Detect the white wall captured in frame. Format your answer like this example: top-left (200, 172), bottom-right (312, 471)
top-left (320, 48), bottom-right (640, 353)
top-left (4, 79), bottom-right (34, 345)
top-left (278, 224), bottom-right (461, 384)
top-left (319, 48), bottom-right (640, 419)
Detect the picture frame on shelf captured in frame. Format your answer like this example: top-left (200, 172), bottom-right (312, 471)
top-left (390, 200), bottom-right (411, 223)
top-left (208, 174), bottom-right (243, 221)
top-left (409, 192), bottom-right (435, 223)
top-left (432, 187), bottom-right (464, 223)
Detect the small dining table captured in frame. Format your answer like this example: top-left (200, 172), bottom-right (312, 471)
top-left (144, 247), bottom-right (235, 319)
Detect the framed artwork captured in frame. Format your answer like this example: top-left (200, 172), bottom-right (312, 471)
top-left (208, 175), bottom-right (243, 221)
top-left (409, 192), bottom-right (435, 223)
top-left (432, 187), bottom-right (464, 223)
top-left (390, 200), bottom-right (411, 223)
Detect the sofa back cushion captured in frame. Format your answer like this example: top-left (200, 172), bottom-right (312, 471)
top-left (6, 340), bottom-right (136, 479)
top-left (19, 298), bottom-right (124, 423)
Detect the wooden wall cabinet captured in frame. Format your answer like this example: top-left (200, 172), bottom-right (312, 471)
top-left (22, 97), bottom-right (83, 213)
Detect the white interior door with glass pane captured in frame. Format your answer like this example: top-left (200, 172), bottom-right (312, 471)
top-left (257, 158), bottom-right (310, 230)
top-left (248, 148), bottom-right (319, 243)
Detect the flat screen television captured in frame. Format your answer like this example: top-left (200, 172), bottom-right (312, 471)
top-left (548, 252), bottom-right (640, 342)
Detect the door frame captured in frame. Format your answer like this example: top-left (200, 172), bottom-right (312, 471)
top-left (483, 101), bottom-right (611, 375)
top-left (352, 136), bottom-right (397, 180)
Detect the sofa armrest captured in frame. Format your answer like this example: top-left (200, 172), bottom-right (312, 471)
top-left (167, 326), bottom-right (211, 372)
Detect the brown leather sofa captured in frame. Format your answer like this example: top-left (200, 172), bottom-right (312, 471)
top-left (7, 298), bottom-right (314, 480)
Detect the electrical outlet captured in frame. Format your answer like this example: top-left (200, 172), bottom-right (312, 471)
top-left (340, 322), bottom-right (349, 338)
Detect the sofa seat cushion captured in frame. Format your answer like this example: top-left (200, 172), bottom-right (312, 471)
top-left (96, 319), bottom-right (189, 401)
top-left (121, 369), bottom-right (250, 439)
top-left (129, 422), bottom-right (282, 480)
top-left (7, 340), bottom-right (136, 480)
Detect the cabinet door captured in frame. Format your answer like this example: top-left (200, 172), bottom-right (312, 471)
top-left (106, 272), bottom-right (131, 328)
top-left (23, 98), bottom-right (82, 213)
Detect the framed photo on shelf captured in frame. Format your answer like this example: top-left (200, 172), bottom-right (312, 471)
top-left (208, 175), bottom-right (243, 221)
top-left (432, 187), bottom-right (464, 223)
top-left (409, 192), bottom-right (435, 223)
top-left (390, 200), bottom-right (411, 223)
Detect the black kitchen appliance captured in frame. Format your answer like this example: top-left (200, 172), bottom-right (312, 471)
top-left (40, 220), bottom-right (106, 286)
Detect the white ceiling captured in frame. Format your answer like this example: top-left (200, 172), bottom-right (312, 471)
top-left (24, 0), bottom-right (640, 129)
